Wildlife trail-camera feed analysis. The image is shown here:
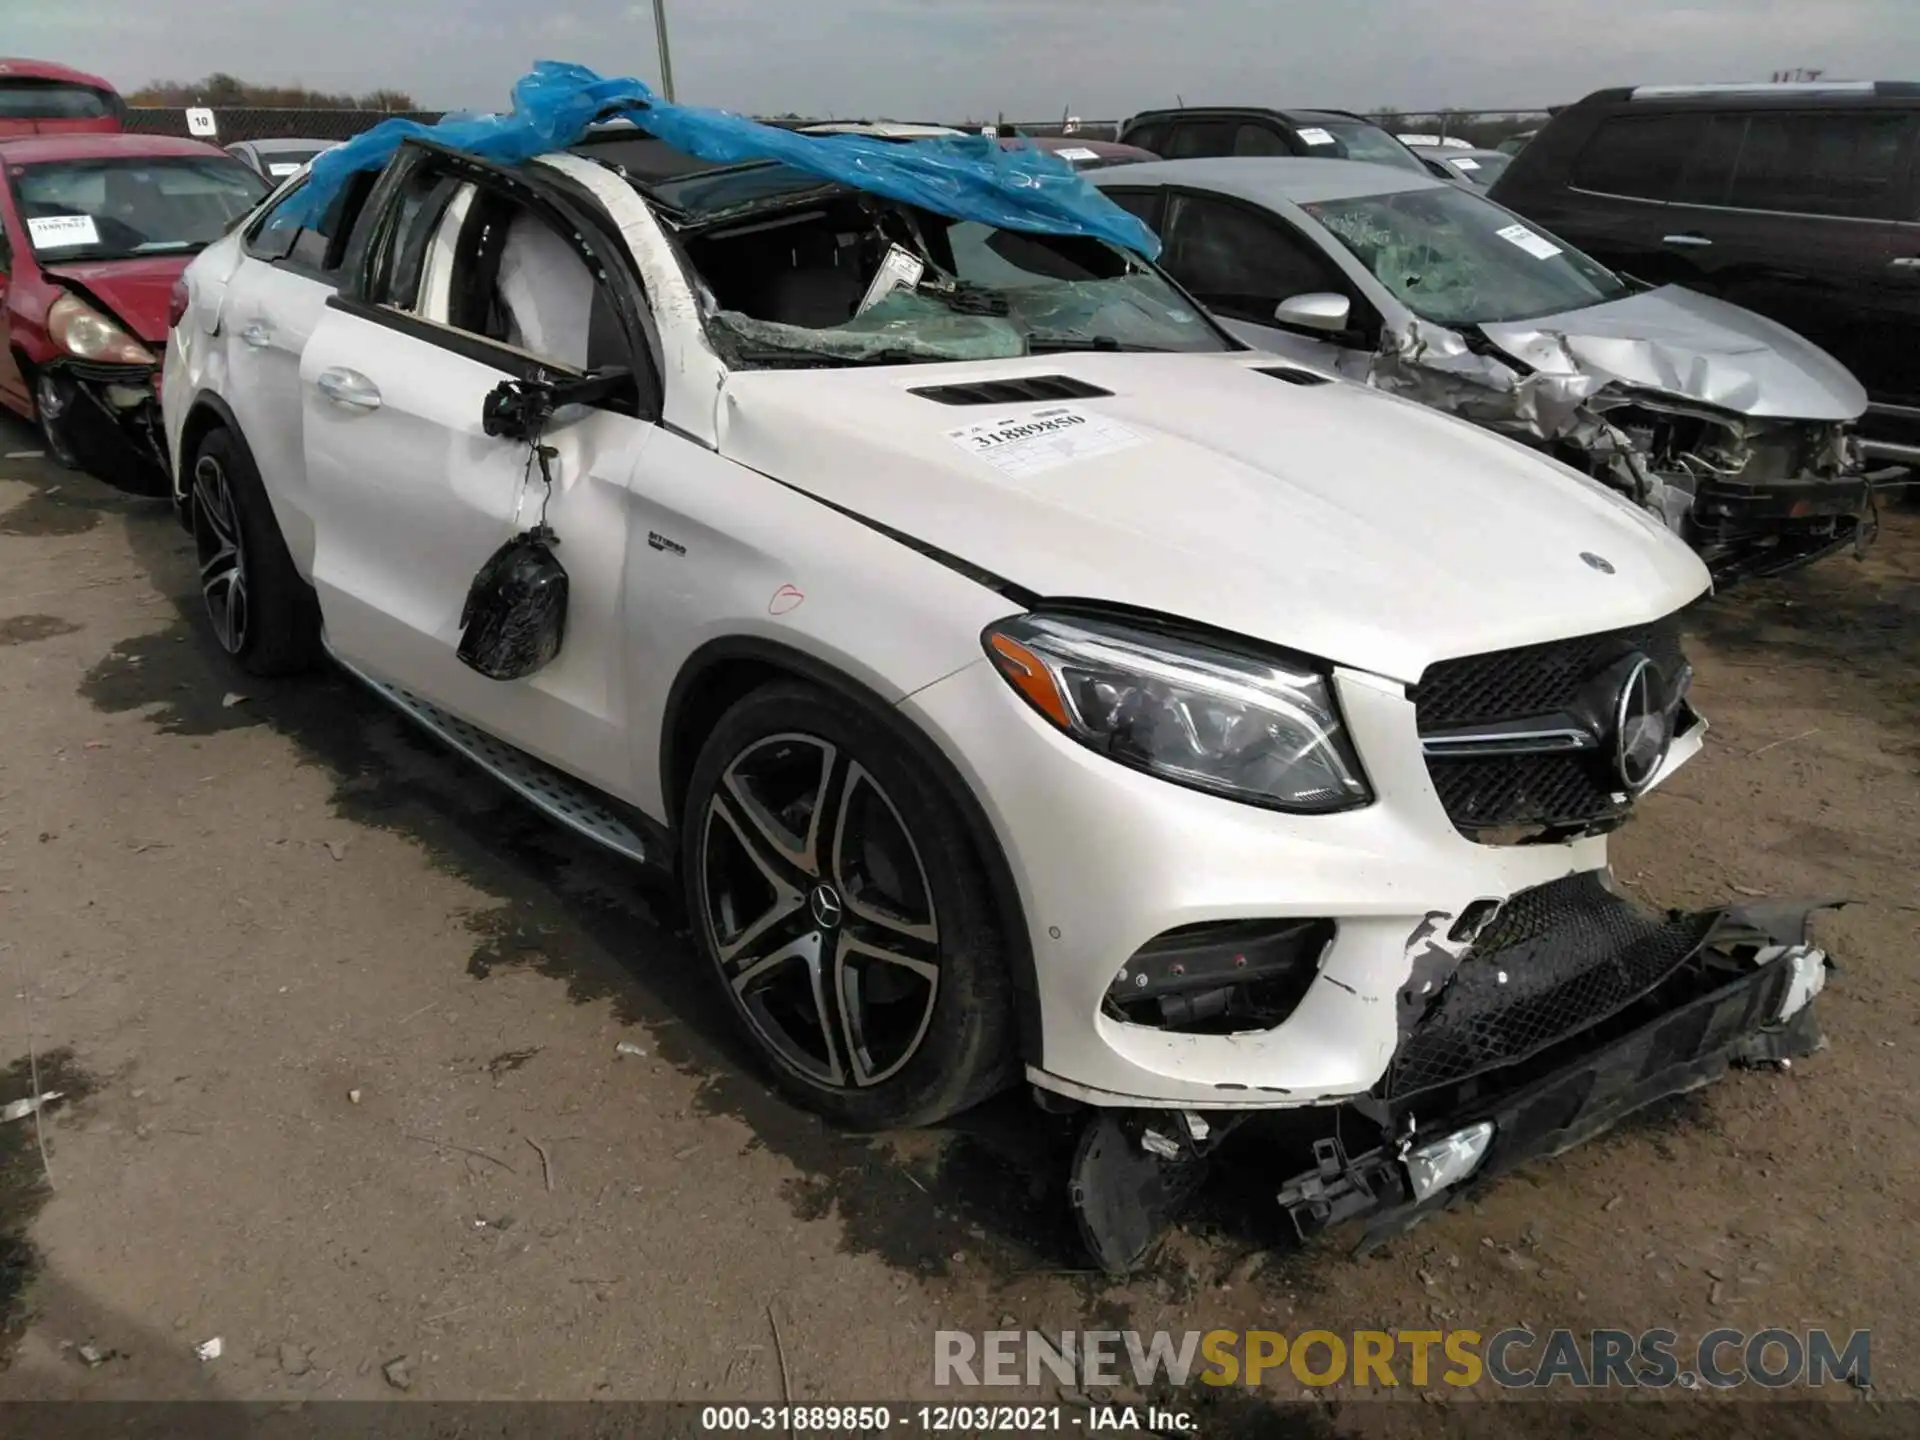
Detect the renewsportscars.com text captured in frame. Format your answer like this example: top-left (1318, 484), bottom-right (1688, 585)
top-left (934, 1327), bottom-right (1871, 1390)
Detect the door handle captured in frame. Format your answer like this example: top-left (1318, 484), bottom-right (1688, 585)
top-left (315, 367), bottom-right (381, 411)
top-left (239, 322), bottom-right (272, 349)
top-left (1662, 233), bottom-right (1713, 248)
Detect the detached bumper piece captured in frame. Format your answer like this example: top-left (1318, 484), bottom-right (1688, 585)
top-left (46, 360), bottom-right (171, 498)
top-left (1692, 473), bottom-right (1873, 585)
top-left (1277, 890), bottom-right (1835, 1253)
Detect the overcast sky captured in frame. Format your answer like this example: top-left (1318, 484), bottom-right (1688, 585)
top-left (21, 0), bottom-right (1920, 120)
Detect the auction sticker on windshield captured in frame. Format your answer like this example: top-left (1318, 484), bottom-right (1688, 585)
top-left (946, 406), bottom-right (1143, 479)
top-left (27, 215), bottom-right (100, 249)
top-left (1296, 127), bottom-right (1337, 146)
top-left (1496, 222), bottom-right (1562, 261)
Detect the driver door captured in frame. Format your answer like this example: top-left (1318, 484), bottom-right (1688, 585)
top-left (1153, 190), bottom-right (1368, 366)
top-left (298, 147), bottom-right (659, 797)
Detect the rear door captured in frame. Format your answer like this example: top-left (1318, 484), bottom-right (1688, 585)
top-left (1879, 133), bottom-right (1920, 441)
top-left (1689, 108), bottom-right (1918, 420)
top-left (298, 145), bottom-right (662, 795)
top-left (220, 172), bottom-right (377, 564)
top-left (1550, 108), bottom-right (1715, 284)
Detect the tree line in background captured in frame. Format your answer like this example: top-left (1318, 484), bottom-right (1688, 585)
top-left (127, 75), bottom-right (419, 110)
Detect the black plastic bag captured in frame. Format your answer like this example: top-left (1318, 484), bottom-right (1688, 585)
top-left (457, 524), bottom-right (569, 680)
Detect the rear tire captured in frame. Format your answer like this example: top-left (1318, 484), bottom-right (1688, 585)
top-left (188, 427), bottom-right (321, 676)
top-left (683, 680), bottom-right (1019, 1130)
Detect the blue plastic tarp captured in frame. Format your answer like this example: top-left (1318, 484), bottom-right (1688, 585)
top-left (273, 61), bottom-right (1160, 259)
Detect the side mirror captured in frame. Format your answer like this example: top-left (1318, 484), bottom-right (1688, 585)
top-left (1273, 292), bottom-right (1351, 334)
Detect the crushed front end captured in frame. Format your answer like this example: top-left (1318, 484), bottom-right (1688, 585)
top-left (1276, 885), bottom-right (1833, 1251)
top-left (41, 358), bottom-right (172, 497)
top-left (1359, 319), bottom-right (1874, 586)
top-left (1270, 614), bottom-right (1838, 1251)
top-left (1570, 398), bottom-right (1871, 586)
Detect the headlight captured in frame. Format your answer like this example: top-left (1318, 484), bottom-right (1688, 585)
top-left (983, 612), bottom-right (1371, 812)
top-left (48, 293), bottom-right (156, 366)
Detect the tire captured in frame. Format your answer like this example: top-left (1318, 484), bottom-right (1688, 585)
top-left (683, 680), bottom-right (1019, 1130)
top-left (188, 427), bottom-right (322, 676)
top-left (32, 369), bottom-right (81, 471)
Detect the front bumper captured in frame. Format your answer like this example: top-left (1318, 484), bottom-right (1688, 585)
top-left (46, 359), bottom-right (171, 497)
top-left (900, 655), bottom-right (1705, 1109)
top-left (1690, 472), bottom-right (1873, 585)
top-left (1276, 900), bottom-right (1833, 1251)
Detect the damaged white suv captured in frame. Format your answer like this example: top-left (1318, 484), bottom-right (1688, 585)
top-left (164, 122), bottom-right (1833, 1272)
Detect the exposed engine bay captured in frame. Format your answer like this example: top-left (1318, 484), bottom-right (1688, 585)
top-left (39, 358), bottom-right (171, 498)
top-left (1568, 393), bottom-right (1867, 584)
top-left (1361, 318), bottom-right (1871, 584)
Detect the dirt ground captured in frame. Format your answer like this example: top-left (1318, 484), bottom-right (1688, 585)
top-left (0, 412), bottom-right (1914, 1433)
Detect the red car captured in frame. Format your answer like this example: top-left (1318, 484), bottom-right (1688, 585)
top-left (0, 132), bottom-right (267, 494)
top-left (0, 58), bottom-right (126, 138)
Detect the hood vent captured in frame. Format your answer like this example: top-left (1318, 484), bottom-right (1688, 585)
top-left (1254, 365), bottom-right (1333, 387)
top-left (910, 375), bottom-right (1113, 406)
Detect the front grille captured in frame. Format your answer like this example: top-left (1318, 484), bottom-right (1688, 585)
top-left (1428, 754), bottom-right (1629, 833)
top-left (1414, 618), bottom-right (1686, 730)
top-left (1415, 616), bottom-right (1689, 837)
top-left (1384, 872), bottom-right (1714, 1098)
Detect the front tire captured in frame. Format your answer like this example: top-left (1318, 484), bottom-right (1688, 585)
top-left (189, 427), bottom-right (321, 676)
top-left (33, 370), bottom-right (81, 471)
top-left (683, 681), bottom-right (1018, 1130)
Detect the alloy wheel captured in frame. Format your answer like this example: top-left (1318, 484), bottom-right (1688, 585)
top-left (193, 453), bottom-right (249, 654)
top-left (699, 733), bottom-right (942, 1090)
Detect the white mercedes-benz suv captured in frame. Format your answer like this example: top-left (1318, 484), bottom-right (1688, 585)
top-left (163, 118), bottom-right (1832, 1271)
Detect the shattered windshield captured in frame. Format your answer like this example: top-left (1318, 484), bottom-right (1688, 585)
top-left (695, 207), bottom-right (1230, 367)
top-left (14, 156), bottom-right (268, 262)
top-left (1302, 184), bottom-right (1630, 326)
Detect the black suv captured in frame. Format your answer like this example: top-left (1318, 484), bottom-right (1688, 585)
top-left (1490, 83), bottom-right (1920, 465)
top-left (1116, 107), bottom-right (1429, 175)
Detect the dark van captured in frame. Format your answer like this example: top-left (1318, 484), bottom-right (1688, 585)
top-left (1490, 82), bottom-right (1920, 465)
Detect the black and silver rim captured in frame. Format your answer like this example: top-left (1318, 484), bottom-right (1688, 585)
top-left (193, 453), bottom-right (248, 654)
top-left (36, 373), bottom-right (76, 464)
top-left (700, 734), bottom-right (941, 1089)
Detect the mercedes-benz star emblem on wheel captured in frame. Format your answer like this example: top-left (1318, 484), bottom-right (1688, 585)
top-left (1612, 656), bottom-right (1674, 794)
top-left (808, 885), bottom-right (845, 930)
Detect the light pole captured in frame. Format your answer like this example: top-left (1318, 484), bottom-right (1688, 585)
top-left (651, 0), bottom-right (677, 101)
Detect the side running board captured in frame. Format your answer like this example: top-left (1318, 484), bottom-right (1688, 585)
top-left (331, 649), bottom-right (655, 867)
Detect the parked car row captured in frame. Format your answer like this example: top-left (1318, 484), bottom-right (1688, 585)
top-left (1094, 157), bottom-right (1872, 582)
top-left (1489, 81), bottom-right (1920, 467)
top-left (1113, 86), bottom-right (1916, 483)
top-left (146, 65), bottom-right (1836, 1271)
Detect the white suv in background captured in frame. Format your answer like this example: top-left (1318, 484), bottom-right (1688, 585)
top-left (163, 126), bottom-right (1832, 1271)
